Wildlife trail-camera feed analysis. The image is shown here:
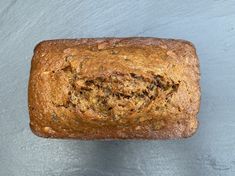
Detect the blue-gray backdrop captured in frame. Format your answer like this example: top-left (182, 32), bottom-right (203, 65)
top-left (0, 0), bottom-right (235, 176)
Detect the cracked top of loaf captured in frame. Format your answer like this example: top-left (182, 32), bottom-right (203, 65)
top-left (28, 37), bottom-right (200, 139)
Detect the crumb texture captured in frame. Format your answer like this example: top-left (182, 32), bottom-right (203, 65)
top-left (62, 68), bottom-right (179, 121)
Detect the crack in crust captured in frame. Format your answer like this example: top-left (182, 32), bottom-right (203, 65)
top-left (53, 61), bottom-right (180, 122)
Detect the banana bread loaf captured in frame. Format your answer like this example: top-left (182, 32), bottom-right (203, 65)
top-left (28, 37), bottom-right (200, 139)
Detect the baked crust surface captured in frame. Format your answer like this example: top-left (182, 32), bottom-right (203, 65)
top-left (28, 37), bottom-right (200, 139)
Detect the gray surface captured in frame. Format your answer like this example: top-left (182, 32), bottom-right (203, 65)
top-left (0, 0), bottom-right (235, 175)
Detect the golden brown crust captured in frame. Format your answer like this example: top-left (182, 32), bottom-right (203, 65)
top-left (28, 37), bottom-right (200, 139)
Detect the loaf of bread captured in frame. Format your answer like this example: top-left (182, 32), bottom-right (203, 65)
top-left (28, 37), bottom-right (200, 139)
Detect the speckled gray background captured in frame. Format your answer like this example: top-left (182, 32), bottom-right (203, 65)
top-left (0, 0), bottom-right (235, 176)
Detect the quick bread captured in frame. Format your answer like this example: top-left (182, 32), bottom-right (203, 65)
top-left (28, 37), bottom-right (200, 139)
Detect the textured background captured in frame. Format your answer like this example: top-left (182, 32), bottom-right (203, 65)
top-left (0, 0), bottom-right (235, 176)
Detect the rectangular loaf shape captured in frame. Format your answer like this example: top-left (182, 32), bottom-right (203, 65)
top-left (28, 37), bottom-right (200, 139)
